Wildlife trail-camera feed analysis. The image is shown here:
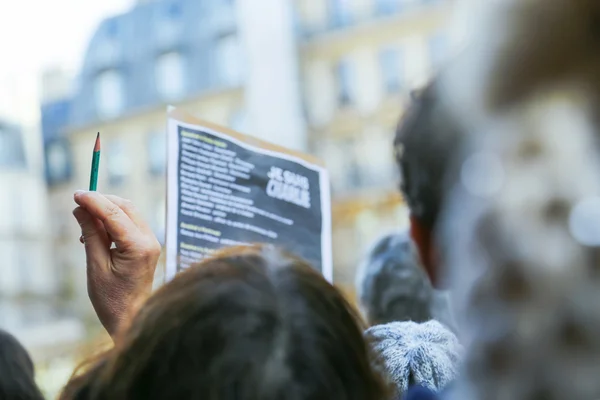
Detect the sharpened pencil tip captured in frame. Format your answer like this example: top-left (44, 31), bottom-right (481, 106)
top-left (94, 132), bottom-right (101, 152)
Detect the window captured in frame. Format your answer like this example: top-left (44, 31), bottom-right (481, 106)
top-left (41, 100), bottom-right (70, 141)
top-left (0, 128), bottom-right (26, 169)
top-left (156, 52), bottom-right (185, 100)
top-left (336, 59), bottom-right (353, 106)
top-left (148, 132), bottom-right (167, 175)
top-left (46, 141), bottom-right (71, 183)
top-left (345, 141), bottom-right (362, 189)
top-left (107, 139), bottom-right (130, 186)
top-left (94, 70), bottom-right (124, 119)
top-left (216, 33), bottom-right (243, 86)
top-left (380, 47), bottom-right (404, 93)
top-left (329, 0), bottom-right (351, 27)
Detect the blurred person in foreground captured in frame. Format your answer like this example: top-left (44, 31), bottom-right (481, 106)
top-left (63, 191), bottom-right (392, 400)
top-left (435, 0), bottom-right (600, 399)
top-left (0, 330), bottom-right (45, 400)
top-left (392, 83), bottom-right (466, 399)
top-left (402, 0), bottom-right (600, 399)
top-left (356, 232), bottom-right (461, 397)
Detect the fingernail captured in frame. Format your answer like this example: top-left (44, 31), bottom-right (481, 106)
top-left (74, 190), bottom-right (86, 198)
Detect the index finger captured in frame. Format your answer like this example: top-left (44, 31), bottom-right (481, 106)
top-left (74, 191), bottom-right (140, 244)
top-left (104, 195), bottom-right (153, 233)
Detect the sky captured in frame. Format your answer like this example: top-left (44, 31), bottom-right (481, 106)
top-left (0, 0), bottom-right (134, 127)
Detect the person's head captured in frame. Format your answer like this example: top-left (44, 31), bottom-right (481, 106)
top-left (394, 84), bottom-right (464, 287)
top-left (62, 245), bottom-right (390, 400)
top-left (356, 231), bottom-right (434, 326)
top-left (0, 330), bottom-right (44, 400)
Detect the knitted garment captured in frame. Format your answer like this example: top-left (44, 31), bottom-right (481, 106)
top-left (365, 321), bottom-right (462, 397)
top-left (403, 385), bottom-right (441, 400)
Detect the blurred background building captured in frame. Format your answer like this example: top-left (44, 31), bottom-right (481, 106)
top-left (0, 115), bottom-right (84, 397)
top-left (40, 0), bottom-right (451, 355)
top-left (297, 0), bottom-right (451, 297)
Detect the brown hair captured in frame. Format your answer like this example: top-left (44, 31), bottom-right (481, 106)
top-left (62, 245), bottom-right (390, 400)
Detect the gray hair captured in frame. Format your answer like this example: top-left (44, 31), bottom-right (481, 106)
top-left (356, 231), bottom-right (455, 330)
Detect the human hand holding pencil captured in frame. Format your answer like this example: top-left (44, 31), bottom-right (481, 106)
top-left (73, 191), bottom-right (161, 336)
top-left (73, 133), bottom-right (161, 336)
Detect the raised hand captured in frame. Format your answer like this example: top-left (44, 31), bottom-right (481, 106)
top-left (73, 191), bottom-right (161, 336)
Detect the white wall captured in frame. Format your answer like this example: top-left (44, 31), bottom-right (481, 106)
top-left (236, 0), bottom-right (307, 151)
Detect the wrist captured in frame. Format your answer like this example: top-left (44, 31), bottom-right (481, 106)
top-left (92, 280), bottom-right (152, 338)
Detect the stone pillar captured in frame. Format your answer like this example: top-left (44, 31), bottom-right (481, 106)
top-left (235, 0), bottom-right (307, 151)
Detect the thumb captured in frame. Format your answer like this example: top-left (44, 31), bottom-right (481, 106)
top-left (73, 206), bottom-right (111, 268)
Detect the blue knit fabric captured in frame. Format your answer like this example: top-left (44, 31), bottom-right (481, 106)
top-left (403, 385), bottom-right (440, 400)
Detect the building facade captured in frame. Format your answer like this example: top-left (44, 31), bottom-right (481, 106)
top-left (296, 0), bottom-right (452, 292)
top-left (0, 116), bottom-right (84, 365)
top-left (42, 0), bottom-right (452, 315)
